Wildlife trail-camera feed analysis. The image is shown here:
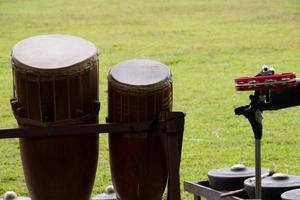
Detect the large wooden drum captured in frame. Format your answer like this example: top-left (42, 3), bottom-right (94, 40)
top-left (107, 59), bottom-right (173, 200)
top-left (10, 34), bottom-right (99, 200)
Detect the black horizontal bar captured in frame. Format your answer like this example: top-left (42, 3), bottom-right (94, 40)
top-left (0, 121), bottom-right (163, 139)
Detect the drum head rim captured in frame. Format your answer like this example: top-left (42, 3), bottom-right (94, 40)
top-left (11, 34), bottom-right (99, 71)
top-left (108, 72), bottom-right (172, 90)
top-left (108, 59), bottom-right (172, 88)
top-left (12, 54), bottom-right (99, 75)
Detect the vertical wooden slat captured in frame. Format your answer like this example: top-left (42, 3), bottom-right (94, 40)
top-left (144, 97), bottom-right (148, 120)
top-left (67, 77), bottom-right (71, 119)
top-left (12, 64), bottom-right (16, 97)
top-left (127, 94), bottom-right (130, 121)
top-left (119, 93), bottom-right (123, 122)
top-left (154, 92), bottom-right (157, 115)
top-left (15, 70), bottom-right (20, 101)
top-left (38, 75), bottom-right (42, 121)
top-left (79, 73), bottom-right (84, 114)
top-left (53, 76), bottom-right (56, 121)
top-left (136, 96), bottom-right (140, 122)
top-left (113, 90), bottom-right (117, 121)
top-left (25, 74), bottom-right (30, 118)
top-left (96, 58), bottom-right (99, 99)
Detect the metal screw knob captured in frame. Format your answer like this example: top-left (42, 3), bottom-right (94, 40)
top-left (230, 164), bottom-right (246, 171)
top-left (272, 173), bottom-right (289, 180)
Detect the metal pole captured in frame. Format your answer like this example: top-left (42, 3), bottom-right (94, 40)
top-left (255, 138), bottom-right (262, 199)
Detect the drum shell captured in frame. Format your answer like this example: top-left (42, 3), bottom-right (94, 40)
top-left (107, 72), bottom-right (172, 200)
top-left (19, 127), bottom-right (99, 200)
top-left (11, 47), bottom-right (99, 200)
top-left (11, 54), bottom-right (99, 126)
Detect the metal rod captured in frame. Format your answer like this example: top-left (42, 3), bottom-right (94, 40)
top-left (255, 138), bottom-right (262, 199)
top-left (220, 188), bottom-right (245, 198)
top-left (0, 121), bottom-right (163, 139)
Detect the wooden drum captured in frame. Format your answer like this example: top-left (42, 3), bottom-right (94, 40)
top-left (107, 59), bottom-right (173, 200)
top-left (10, 35), bottom-right (99, 200)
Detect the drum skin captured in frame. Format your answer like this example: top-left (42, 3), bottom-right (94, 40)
top-left (11, 35), bottom-right (99, 200)
top-left (107, 59), bottom-right (172, 200)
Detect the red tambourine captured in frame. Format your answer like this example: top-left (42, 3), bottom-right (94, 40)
top-left (235, 72), bottom-right (297, 91)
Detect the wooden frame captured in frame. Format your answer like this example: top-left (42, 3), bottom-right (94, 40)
top-left (184, 181), bottom-right (261, 200)
top-left (0, 111), bottom-right (185, 200)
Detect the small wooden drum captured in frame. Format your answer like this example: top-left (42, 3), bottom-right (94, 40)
top-left (107, 59), bottom-right (173, 200)
top-left (10, 35), bottom-right (99, 200)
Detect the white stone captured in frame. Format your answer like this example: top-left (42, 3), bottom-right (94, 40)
top-left (105, 185), bottom-right (115, 194)
top-left (3, 191), bottom-right (17, 200)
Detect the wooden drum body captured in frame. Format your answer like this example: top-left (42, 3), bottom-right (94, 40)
top-left (10, 35), bottom-right (99, 200)
top-left (107, 59), bottom-right (172, 200)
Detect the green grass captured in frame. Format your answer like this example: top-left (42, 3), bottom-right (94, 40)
top-left (0, 0), bottom-right (300, 199)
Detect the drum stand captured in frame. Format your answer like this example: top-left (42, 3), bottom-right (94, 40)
top-left (0, 111), bottom-right (185, 200)
top-left (235, 91), bottom-right (266, 199)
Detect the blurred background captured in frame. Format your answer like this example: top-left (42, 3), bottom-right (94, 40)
top-left (0, 0), bottom-right (299, 199)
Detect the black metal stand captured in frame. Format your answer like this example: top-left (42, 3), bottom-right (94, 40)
top-left (235, 91), bottom-right (265, 199)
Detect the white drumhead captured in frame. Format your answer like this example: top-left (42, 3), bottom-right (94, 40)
top-left (110, 59), bottom-right (171, 86)
top-left (12, 34), bottom-right (98, 70)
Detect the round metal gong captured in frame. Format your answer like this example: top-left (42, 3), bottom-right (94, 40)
top-left (281, 189), bottom-right (300, 200)
top-left (244, 173), bottom-right (300, 200)
top-left (208, 164), bottom-right (271, 190)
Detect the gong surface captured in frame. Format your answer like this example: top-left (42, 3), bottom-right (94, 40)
top-left (281, 189), bottom-right (300, 200)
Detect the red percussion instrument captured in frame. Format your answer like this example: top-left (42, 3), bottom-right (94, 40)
top-left (107, 59), bottom-right (172, 200)
top-left (235, 72), bottom-right (296, 91)
top-left (10, 34), bottom-right (100, 200)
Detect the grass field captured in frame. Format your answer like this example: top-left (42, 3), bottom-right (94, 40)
top-left (0, 0), bottom-right (300, 199)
